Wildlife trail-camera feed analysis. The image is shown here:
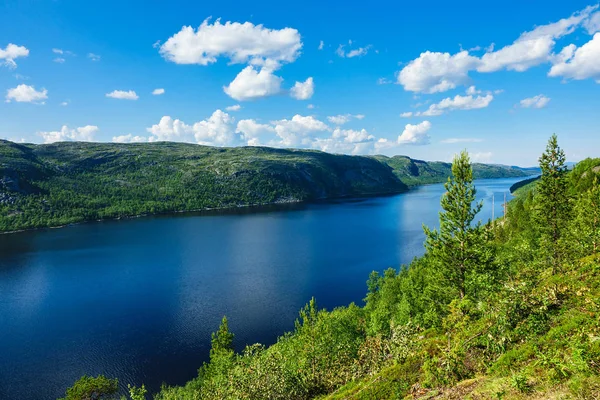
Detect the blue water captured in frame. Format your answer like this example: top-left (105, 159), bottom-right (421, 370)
top-left (0, 177), bottom-right (522, 400)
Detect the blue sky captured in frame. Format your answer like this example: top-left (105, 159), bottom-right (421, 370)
top-left (1, 0), bottom-right (599, 166)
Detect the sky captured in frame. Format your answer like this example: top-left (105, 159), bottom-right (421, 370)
top-left (1, 0), bottom-right (599, 166)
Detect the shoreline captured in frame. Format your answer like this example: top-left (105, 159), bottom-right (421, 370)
top-left (0, 175), bottom-right (532, 236)
top-left (0, 188), bottom-right (409, 236)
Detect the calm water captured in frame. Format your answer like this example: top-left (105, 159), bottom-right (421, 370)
top-left (0, 177), bottom-right (522, 400)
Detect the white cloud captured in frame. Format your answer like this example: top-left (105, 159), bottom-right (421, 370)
top-left (223, 65), bottom-right (282, 101)
top-left (377, 77), bottom-right (392, 85)
top-left (5, 84), bottom-right (48, 103)
top-left (549, 33), bottom-right (600, 83)
top-left (397, 5), bottom-right (599, 93)
top-left (290, 77), bottom-right (314, 100)
top-left (0, 43), bottom-right (29, 68)
top-left (60, 101), bottom-right (68, 106)
top-left (271, 114), bottom-right (329, 147)
top-left (236, 119), bottom-right (275, 145)
top-left (466, 85), bottom-right (481, 95)
top-left (152, 88), bottom-right (165, 95)
top-left (318, 40), bottom-right (324, 50)
top-left (584, 12), bottom-right (600, 34)
top-left (307, 104), bottom-right (315, 109)
top-left (38, 125), bottom-right (98, 143)
top-left (418, 94), bottom-right (494, 116)
top-left (88, 53), bottom-right (101, 61)
top-left (440, 138), bottom-right (483, 144)
top-left (112, 134), bottom-right (147, 143)
top-left (332, 128), bottom-right (374, 143)
top-left (147, 116), bottom-right (194, 142)
top-left (398, 50), bottom-right (480, 93)
top-left (52, 48), bottom-right (63, 54)
top-left (400, 112), bottom-right (413, 118)
top-left (327, 114), bottom-right (364, 125)
top-left (336, 42), bottom-right (372, 58)
top-left (53, 57), bottom-right (65, 63)
top-left (397, 121), bottom-right (432, 145)
top-left (471, 151), bottom-right (493, 163)
top-left (226, 104), bottom-right (241, 111)
top-left (192, 109), bottom-right (237, 145)
top-left (160, 18), bottom-right (302, 67)
top-left (106, 90), bottom-right (139, 100)
top-left (519, 94), bottom-right (551, 109)
top-left (147, 110), bottom-right (240, 146)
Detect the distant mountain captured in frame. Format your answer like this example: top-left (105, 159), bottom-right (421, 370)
top-left (0, 140), bottom-right (534, 232)
top-left (373, 155), bottom-right (536, 187)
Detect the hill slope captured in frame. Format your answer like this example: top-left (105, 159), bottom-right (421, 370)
top-left (374, 155), bottom-right (534, 186)
top-left (0, 140), bottom-right (408, 232)
top-left (0, 140), bottom-right (533, 232)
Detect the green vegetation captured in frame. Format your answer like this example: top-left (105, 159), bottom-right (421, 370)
top-left (373, 154), bottom-right (532, 187)
top-left (0, 140), bottom-right (533, 233)
top-left (60, 136), bottom-right (600, 399)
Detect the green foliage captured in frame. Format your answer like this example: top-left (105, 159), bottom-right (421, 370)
top-left (0, 140), bottom-right (407, 232)
top-left (0, 139), bottom-right (533, 233)
top-left (59, 375), bottom-right (118, 400)
top-left (60, 136), bottom-right (600, 400)
top-left (534, 134), bottom-right (571, 272)
top-left (423, 150), bottom-right (494, 300)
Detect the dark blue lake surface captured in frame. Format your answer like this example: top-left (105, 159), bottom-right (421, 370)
top-left (0, 177), bottom-right (523, 400)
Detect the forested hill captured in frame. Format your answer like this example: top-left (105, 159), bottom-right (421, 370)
top-left (374, 154), bottom-right (536, 186)
top-left (0, 140), bottom-right (532, 232)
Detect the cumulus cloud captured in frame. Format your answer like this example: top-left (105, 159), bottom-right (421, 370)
top-left (519, 94), bottom-right (551, 109)
top-left (397, 5), bottom-right (599, 92)
top-left (327, 114), bottom-right (365, 125)
top-left (147, 110), bottom-right (240, 146)
top-left (87, 53), bottom-right (101, 61)
top-left (318, 40), bottom-right (324, 50)
top-left (0, 44), bottom-right (29, 68)
top-left (236, 119), bottom-right (276, 145)
top-left (112, 134), bottom-right (147, 143)
top-left (159, 18), bottom-right (302, 67)
top-left (418, 94), bottom-right (494, 116)
top-left (152, 88), bottom-right (165, 95)
top-left (400, 112), bottom-right (413, 118)
top-left (290, 77), bottom-right (314, 100)
top-left (397, 121), bottom-right (432, 145)
top-left (38, 125), bottom-right (98, 143)
top-left (6, 84), bottom-right (48, 103)
top-left (397, 50), bottom-right (480, 93)
top-left (549, 33), bottom-right (600, 83)
top-left (106, 90), bottom-right (139, 100)
top-left (53, 57), bottom-right (66, 63)
top-left (271, 115), bottom-right (329, 147)
top-left (226, 104), bottom-right (241, 111)
top-left (223, 65), bottom-right (283, 101)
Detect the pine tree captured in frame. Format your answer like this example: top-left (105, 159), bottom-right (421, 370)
top-left (210, 316), bottom-right (234, 359)
top-left (424, 150), bottom-right (490, 299)
top-left (570, 177), bottom-right (600, 257)
top-left (535, 134), bottom-right (571, 273)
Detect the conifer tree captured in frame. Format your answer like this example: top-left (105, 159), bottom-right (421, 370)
top-left (535, 134), bottom-right (571, 272)
top-left (210, 316), bottom-right (234, 359)
top-left (571, 177), bottom-right (600, 257)
top-left (424, 150), bottom-right (489, 299)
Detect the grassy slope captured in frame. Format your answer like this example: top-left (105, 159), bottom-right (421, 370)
top-left (0, 140), bottom-right (533, 232)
